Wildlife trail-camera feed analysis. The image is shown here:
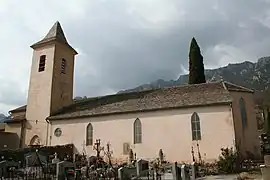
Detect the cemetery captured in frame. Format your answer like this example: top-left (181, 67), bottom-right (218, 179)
top-left (0, 138), bottom-right (267, 179)
top-left (0, 139), bottom-right (204, 180)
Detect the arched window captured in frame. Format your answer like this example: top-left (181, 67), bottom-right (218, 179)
top-left (239, 97), bottom-right (248, 128)
top-left (191, 112), bottom-right (201, 141)
top-left (134, 118), bottom-right (142, 144)
top-left (86, 123), bottom-right (93, 146)
top-left (38, 55), bottom-right (46, 72)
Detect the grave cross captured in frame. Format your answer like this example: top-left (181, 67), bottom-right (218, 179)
top-left (81, 140), bottom-right (86, 155)
top-left (93, 139), bottom-right (104, 158)
top-left (52, 152), bottom-right (60, 164)
top-left (105, 142), bottom-right (113, 166)
top-left (158, 149), bottom-right (164, 163)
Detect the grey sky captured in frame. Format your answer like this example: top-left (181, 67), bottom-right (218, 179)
top-left (0, 0), bottom-right (270, 114)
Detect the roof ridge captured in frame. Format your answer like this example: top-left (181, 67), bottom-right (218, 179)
top-left (223, 81), bottom-right (254, 93)
top-left (74, 81), bottom-right (222, 103)
top-left (10, 81), bottom-right (226, 114)
top-left (165, 81), bottom-right (221, 89)
top-left (221, 80), bottom-right (228, 91)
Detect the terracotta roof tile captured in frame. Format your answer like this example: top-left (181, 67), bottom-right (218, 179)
top-left (48, 81), bottom-right (234, 120)
top-left (4, 114), bottom-right (25, 124)
top-left (9, 105), bottom-right (27, 113)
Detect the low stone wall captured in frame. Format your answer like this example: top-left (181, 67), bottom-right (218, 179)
top-left (0, 131), bottom-right (20, 150)
top-left (0, 143), bottom-right (74, 164)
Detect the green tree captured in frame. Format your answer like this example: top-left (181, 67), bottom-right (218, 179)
top-left (188, 37), bottom-right (206, 84)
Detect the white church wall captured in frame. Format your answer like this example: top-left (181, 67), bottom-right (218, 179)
top-left (50, 104), bottom-right (235, 163)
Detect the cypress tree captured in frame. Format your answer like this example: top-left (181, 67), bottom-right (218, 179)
top-left (188, 37), bottom-right (206, 84)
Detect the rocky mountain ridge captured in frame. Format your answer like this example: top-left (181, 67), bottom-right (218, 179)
top-left (0, 114), bottom-right (7, 123)
top-left (118, 57), bottom-right (270, 94)
top-left (1, 57), bottom-right (270, 115)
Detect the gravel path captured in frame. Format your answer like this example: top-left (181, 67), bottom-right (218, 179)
top-left (202, 174), bottom-right (262, 180)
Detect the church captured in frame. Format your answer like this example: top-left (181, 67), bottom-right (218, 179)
top-left (4, 21), bottom-right (260, 163)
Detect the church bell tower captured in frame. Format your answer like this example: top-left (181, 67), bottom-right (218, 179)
top-left (25, 21), bottom-right (77, 146)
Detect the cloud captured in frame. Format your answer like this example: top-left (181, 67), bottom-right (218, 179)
top-left (0, 0), bottom-right (270, 114)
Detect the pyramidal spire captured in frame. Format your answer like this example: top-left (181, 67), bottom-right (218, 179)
top-left (31, 21), bottom-right (74, 50)
top-left (43, 21), bottom-right (67, 43)
top-left (31, 21), bottom-right (77, 54)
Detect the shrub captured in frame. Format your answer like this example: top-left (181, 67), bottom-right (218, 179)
top-left (217, 147), bottom-right (239, 174)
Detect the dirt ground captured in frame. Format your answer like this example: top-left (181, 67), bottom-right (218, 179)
top-left (203, 174), bottom-right (262, 180)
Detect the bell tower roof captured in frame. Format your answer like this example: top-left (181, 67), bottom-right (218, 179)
top-left (31, 21), bottom-right (77, 54)
top-left (44, 21), bottom-right (67, 43)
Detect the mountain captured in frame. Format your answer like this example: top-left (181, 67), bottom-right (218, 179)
top-left (118, 57), bottom-right (270, 95)
top-left (0, 114), bottom-right (7, 123)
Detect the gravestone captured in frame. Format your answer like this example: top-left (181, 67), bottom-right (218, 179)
top-left (181, 164), bottom-right (190, 180)
top-left (25, 151), bottom-right (47, 167)
top-left (56, 160), bottom-right (75, 180)
top-left (260, 132), bottom-right (270, 179)
top-left (128, 149), bottom-right (134, 165)
top-left (191, 162), bottom-right (199, 180)
top-left (49, 152), bottom-right (60, 176)
top-left (136, 159), bottom-right (149, 176)
top-left (25, 155), bottom-right (32, 167)
top-left (118, 166), bottom-right (137, 180)
top-left (52, 153), bottom-right (60, 164)
top-left (171, 162), bottom-right (181, 180)
top-left (0, 160), bottom-right (19, 178)
top-left (118, 167), bottom-right (124, 179)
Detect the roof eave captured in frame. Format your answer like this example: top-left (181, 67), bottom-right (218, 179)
top-left (4, 119), bottom-right (26, 124)
top-left (30, 38), bottom-right (78, 55)
top-left (227, 89), bottom-right (254, 93)
top-left (9, 110), bottom-right (25, 113)
top-left (9, 107), bottom-right (26, 114)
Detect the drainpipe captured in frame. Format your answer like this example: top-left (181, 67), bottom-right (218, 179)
top-left (45, 117), bottom-right (51, 146)
top-left (229, 102), bottom-right (237, 151)
top-left (230, 102), bottom-right (241, 170)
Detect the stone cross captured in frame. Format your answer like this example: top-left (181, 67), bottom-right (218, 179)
top-left (52, 152), bottom-right (60, 164)
top-left (81, 140), bottom-right (87, 155)
top-left (158, 149), bottom-right (164, 163)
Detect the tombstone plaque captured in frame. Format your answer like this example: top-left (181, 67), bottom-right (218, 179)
top-left (136, 159), bottom-right (149, 176)
top-left (56, 160), bottom-right (75, 180)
